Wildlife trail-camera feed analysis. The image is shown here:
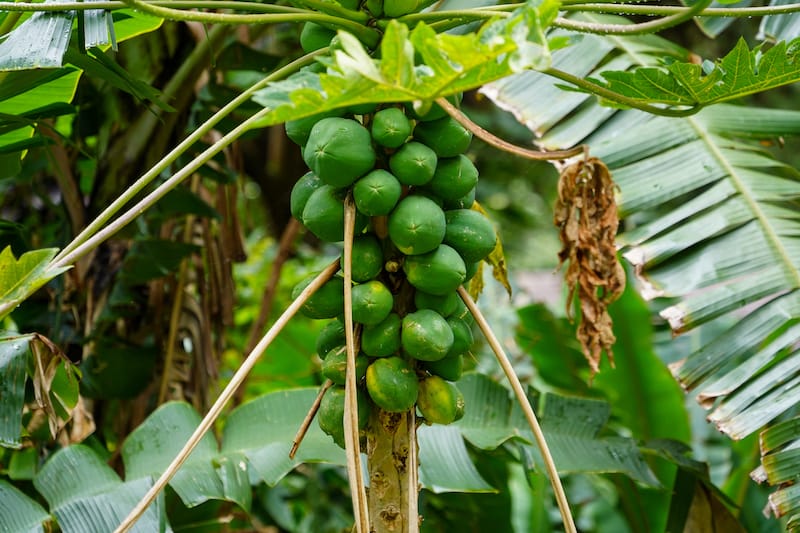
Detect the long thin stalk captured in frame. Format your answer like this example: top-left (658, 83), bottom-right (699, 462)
top-left (343, 195), bottom-right (370, 533)
top-left (457, 286), bottom-right (577, 533)
top-left (554, 0), bottom-right (713, 35)
top-left (54, 49), bottom-right (325, 265)
top-left (289, 379), bottom-right (333, 459)
top-left (113, 259), bottom-right (341, 533)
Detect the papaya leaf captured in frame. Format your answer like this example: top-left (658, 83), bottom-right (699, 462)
top-left (251, 2), bottom-right (560, 126)
top-left (594, 38), bottom-right (800, 109)
top-left (0, 2), bottom-right (75, 70)
top-left (0, 333), bottom-right (34, 448)
top-left (0, 246), bottom-right (69, 322)
top-left (418, 425), bottom-right (495, 493)
top-left (0, 480), bottom-right (51, 532)
top-left (34, 445), bottom-right (170, 532)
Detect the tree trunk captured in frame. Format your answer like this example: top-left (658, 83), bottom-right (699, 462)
top-left (366, 409), bottom-right (419, 532)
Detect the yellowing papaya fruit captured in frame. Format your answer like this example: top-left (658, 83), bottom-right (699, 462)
top-left (365, 357), bottom-right (418, 412)
top-left (417, 375), bottom-right (464, 425)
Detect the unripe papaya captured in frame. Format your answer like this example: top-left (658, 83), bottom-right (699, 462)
top-left (402, 309), bottom-right (454, 362)
top-left (366, 357), bottom-right (418, 412)
top-left (303, 117), bottom-right (376, 187)
top-left (301, 185), bottom-right (345, 242)
top-left (361, 312), bottom-right (402, 358)
top-left (426, 155), bottom-right (478, 202)
top-left (350, 233), bottom-right (384, 283)
top-left (290, 171), bottom-right (323, 221)
top-left (403, 244), bottom-right (466, 296)
top-left (387, 196), bottom-right (446, 255)
top-left (321, 346), bottom-right (369, 385)
top-left (285, 109), bottom-right (343, 146)
top-left (423, 353), bottom-right (463, 382)
top-left (414, 290), bottom-right (459, 317)
top-left (318, 386), bottom-right (370, 449)
top-left (316, 318), bottom-right (346, 358)
top-left (446, 316), bottom-right (472, 357)
top-left (371, 107), bottom-right (412, 148)
top-left (353, 169), bottom-right (402, 216)
top-left (300, 22), bottom-right (336, 54)
top-left (413, 116), bottom-right (472, 158)
top-left (444, 209), bottom-right (497, 263)
top-left (389, 141), bottom-right (438, 186)
top-left (292, 274), bottom-right (345, 319)
top-left (417, 375), bottom-right (464, 425)
top-left (442, 186), bottom-right (476, 210)
top-left (351, 280), bottom-right (394, 326)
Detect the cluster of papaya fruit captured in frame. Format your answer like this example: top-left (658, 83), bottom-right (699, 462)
top-left (288, 27), bottom-right (496, 450)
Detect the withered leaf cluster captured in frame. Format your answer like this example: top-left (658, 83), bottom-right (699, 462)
top-left (554, 157), bottom-right (625, 375)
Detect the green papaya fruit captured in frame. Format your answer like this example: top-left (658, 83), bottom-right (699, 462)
top-left (413, 290), bottom-right (459, 317)
top-left (413, 116), bottom-right (472, 158)
top-left (446, 316), bottom-right (472, 357)
top-left (389, 141), bottom-right (438, 186)
top-left (303, 117), bottom-right (376, 187)
top-left (426, 155), bottom-right (478, 202)
top-left (353, 169), bottom-right (402, 217)
top-left (387, 196), bottom-right (446, 255)
top-left (442, 186), bottom-right (476, 210)
top-left (301, 185), bottom-right (345, 242)
top-left (350, 233), bottom-right (384, 283)
top-left (371, 107), bottom-right (412, 148)
top-left (300, 22), bottom-right (336, 54)
top-left (401, 309), bottom-right (453, 362)
top-left (366, 357), bottom-right (418, 412)
top-left (361, 312), bottom-right (401, 358)
top-left (316, 318), bottom-right (346, 358)
top-left (292, 274), bottom-right (345, 319)
top-left (351, 280), bottom-right (394, 326)
top-left (321, 346), bottom-right (369, 385)
top-left (290, 171), bottom-right (323, 221)
top-left (417, 375), bottom-right (464, 425)
top-left (403, 244), bottom-right (466, 295)
top-left (444, 209), bottom-right (497, 263)
top-left (285, 109), bottom-right (343, 146)
top-left (383, 0), bottom-right (417, 17)
top-left (318, 386), bottom-right (370, 449)
top-left (423, 353), bottom-right (463, 382)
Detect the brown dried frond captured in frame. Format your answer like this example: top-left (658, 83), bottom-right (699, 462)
top-left (554, 157), bottom-right (625, 375)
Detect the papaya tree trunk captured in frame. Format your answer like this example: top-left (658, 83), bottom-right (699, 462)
top-left (366, 409), bottom-right (419, 532)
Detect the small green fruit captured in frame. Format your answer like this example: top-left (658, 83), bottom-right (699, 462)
top-left (361, 313), bottom-right (402, 358)
top-left (353, 169), bottom-right (402, 216)
top-left (301, 185), bottom-right (345, 242)
top-left (414, 290), bottom-right (459, 317)
top-left (350, 234), bottom-right (384, 283)
top-left (417, 375), bottom-right (464, 425)
top-left (401, 309), bottom-right (453, 362)
top-left (426, 155), bottom-right (478, 202)
top-left (389, 142), bottom-right (437, 186)
top-left (285, 109), bottom-right (343, 146)
top-left (351, 280), bottom-right (394, 326)
top-left (366, 357), bottom-right (418, 412)
top-left (413, 117), bottom-right (472, 158)
top-left (321, 346), bottom-right (369, 385)
top-left (423, 353), bottom-right (463, 382)
top-left (446, 316), bottom-right (472, 357)
top-left (292, 275), bottom-right (344, 319)
top-left (318, 386), bottom-right (370, 449)
top-left (304, 117), bottom-right (376, 187)
top-left (403, 244), bottom-right (466, 296)
top-left (387, 196), bottom-right (446, 255)
top-left (316, 318), bottom-right (346, 358)
top-left (290, 171), bottom-right (323, 221)
top-left (444, 209), bottom-right (497, 263)
top-left (300, 22), bottom-right (336, 54)
top-left (371, 107), bottom-right (412, 148)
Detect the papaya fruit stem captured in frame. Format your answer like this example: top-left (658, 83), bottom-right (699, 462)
top-left (435, 97), bottom-right (586, 161)
top-left (343, 195), bottom-right (371, 533)
top-left (290, 379), bottom-right (334, 459)
top-left (457, 286), bottom-right (578, 533)
top-left (114, 259), bottom-right (341, 533)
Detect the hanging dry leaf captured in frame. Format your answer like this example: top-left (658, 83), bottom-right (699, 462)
top-left (471, 201), bottom-right (511, 298)
top-left (554, 157), bottom-right (625, 375)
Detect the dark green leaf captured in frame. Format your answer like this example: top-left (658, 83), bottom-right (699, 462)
top-left (0, 333), bottom-right (33, 448)
top-left (119, 239), bottom-right (198, 284)
top-left (0, 480), bottom-right (50, 532)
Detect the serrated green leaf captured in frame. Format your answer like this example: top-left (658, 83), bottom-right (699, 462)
top-left (0, 333), bottom-right (33, 448)
top-left (595, 38), bottom-right (800, 110)
top-left (0, 479), bottom-right (51, 533)
top-left (34, 445), bottom-right (170, 533)
top-left (252, 6), bottom-right (556, 126)
top-left (0, 247), bottom-right (69, 322)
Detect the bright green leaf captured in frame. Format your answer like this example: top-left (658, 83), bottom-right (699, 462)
top-left (0, 247), bottom-right (69, 322)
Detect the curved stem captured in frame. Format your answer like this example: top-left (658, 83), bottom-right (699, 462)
top-left (54, 49), bottom-right (325, 267)
top-left (113, 259), bottom-right (341, 533)
top-left (457, 286), bottom-right (577, 533)
top-left (119, 0), bottom-right (379, 45)
top-left (560, 2), bottom-right (800, 18)
top-left (436, 97), bottom-right (585, 161)
top-left (542, 68), bottom-right (702, 118)
top-left (0, 0), bottom-right (306, 12)
top-left (553, 0), bottom-right (714, 35)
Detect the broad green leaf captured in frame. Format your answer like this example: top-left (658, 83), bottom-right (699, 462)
top-left (759, 0), bottom-right (800, 42)
top-left (34, 445), bottom-right (170, 533)
top-left (418, 425), bottom-right (495, 493)
top-left (595, 38), bottom-right (800, 110)
top-left (251, 5), bottom-right (557, 126)
top-left (0, 246), bottom-right (69, 323)
top-left (0, 333), bottom-right (33, 448)
top-left (83, 0), bottom-right (115, 49)
top-left (220, 388), bottom-right (345, 486)
top-left (122, 402), bottom-right (251, 510)
top-left (0, 480), bottom-right (51, 533)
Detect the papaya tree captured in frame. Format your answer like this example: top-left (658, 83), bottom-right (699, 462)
top-left (2, 0), bottom-right (800, 531)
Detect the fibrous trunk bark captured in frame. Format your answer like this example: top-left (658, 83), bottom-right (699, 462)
top-left (366, 409), bottom-right (419, 533)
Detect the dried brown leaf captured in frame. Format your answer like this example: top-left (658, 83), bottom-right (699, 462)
top-left (554, 157), bottom-right (625, 375)
top-left (472, 201), bottom-right (511, 298)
